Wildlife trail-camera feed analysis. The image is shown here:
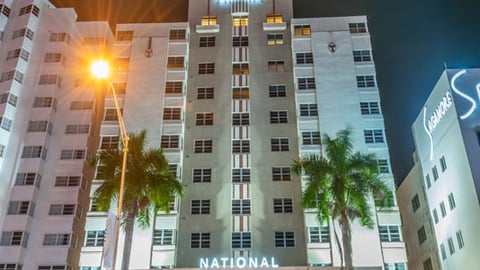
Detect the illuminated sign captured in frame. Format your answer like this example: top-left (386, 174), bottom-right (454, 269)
top-left (423, 69), bottom-right (480, 160)
top-left (218, 0), bottom-right (261, 4)
top-left (200, 257), bottom-right (279, 269)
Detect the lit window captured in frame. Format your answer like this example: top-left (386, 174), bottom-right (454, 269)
top-left (269, 85), bottom-right (286, 97)
top-left (85, 231), bottom-right (105, 247)
top-left (191, 232), bottom-right (210, 248)
top-left (167, 57), bottom-right (184, 68)
top-left (378, 225), bottom-right (401, 242)
top-left (232, 232), bottom-right (251, 248)
top-left (272, 167), bottom-right (291, 181)
top-left (232, 63), bottom-right (249, 74)
top-left (267, 34), bottom-right (283, 45)
top-left (232, 200), bottom-right (251, 215)
top-left (232, 168), bottom-right (250, 183)
top-left (194, 140), bottom-right (213, 153)
top-left (356, 75), bottom-right (376, 88)
top-left (271, 138), bottom-right (289, 152)
top-left (296, 53), bottom-right (313, 64)
top-left (161, 135), bottom-right (180, 149)
top-left (201, 16), bottom-right (217, 26)
top-left (302, 131), bottom-right (320, 145)
top-left (232, 140), bottom-right (250, 153)
top-left (273, 198), bottom-right (293, 213)
top-left (349, 22), bottom-right (367, 33)
top-left (169, 29), bottom-right (186, 40)
top-left (268, 60), bottom-right (285, 72)
top-left (300, 104), bottom-right (318, 116)
top-left (153, 229), bottom-right (174, 245)
top-left (163, 108), bottom-right (181, 120)
top-left (232, 16), bottom-right (248, 26)
top-left (196, 113), bottom-right (214, 125)
top-left (353, 50), bottom-right (371, 62)
top-left (191, 200), bottom-right (210, 215)
top-left (270, 111), bottom-right (288, 124)
top-left (309, 226), bottom-right (330, 243)
top-left (298, 78), bottom-right (316, 90)
top-left (266, 13), bottom-right (283, 23)
top-left (360, 102), bottom-right (380, 115)
top-left (193, 168), bottom-right (212, 183)
top-left (275, 231), bottom-right (295, 247)
top-left (0, 264), bottom-right (22, 270)
top-left (197, 87), bottom-right (214, 99)
top-left (364, 129), bottom-right (385, 144)
top-left (116, 30), bottom-right (134, 41)
top-left (233, 87), bottom-right (249, 99)
top-left (199, 36), bottom-right (215, 47)
top-left (232, 36), bottom-right (248, 47)
top-left (232, 113), bottom-right (250, 126)
top-left (199, 63), bottom-right (215, 74)
top-left (294, 25), bottom-right (311, 36)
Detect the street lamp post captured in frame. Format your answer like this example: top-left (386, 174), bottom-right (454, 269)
top-left (91, 60), bottom-right (129, 270)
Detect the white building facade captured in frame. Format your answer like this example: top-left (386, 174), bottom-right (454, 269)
top-left (0, 0), bottom-right (407, 269)
top-left (409, 69), bottom-right (480, 269)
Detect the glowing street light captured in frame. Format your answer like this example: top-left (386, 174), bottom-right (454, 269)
top-left (90, 59), bottom-right (129, 270)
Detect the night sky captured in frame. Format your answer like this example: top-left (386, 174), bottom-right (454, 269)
top-left (50, 0), bottom-right (480, 185)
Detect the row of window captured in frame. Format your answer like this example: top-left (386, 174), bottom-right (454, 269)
top-left (294, 22), bottom-right (366, 37)
top-left (19, 146), bottom-right (85, 160)
top-left (432, 192), bottom-right (456, 224)
top-left (117, 29), bottom-right (186, 42)
top-left (439, 230), bottom-right (465, 260)
top-left (0, 231), bottom-right (76, 248)
top-left (0, 265), bottom-right (72, 270)
top-left (191, 167), bottom-right (290, 183)
top-left (187, 198), bottom-right (293, 215)
top-left (424, 155), bottom-right (447, 188)
top-left (188, 231), bottom-right (296, 249)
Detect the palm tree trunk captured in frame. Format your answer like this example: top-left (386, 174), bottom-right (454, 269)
top-left (332, 219), bottom-right (344, 270)
top-left (121, 203), bottom-right (138, 270)
top-left (339, 211), bottom-right (353, 270)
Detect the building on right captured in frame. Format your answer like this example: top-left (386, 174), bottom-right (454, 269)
top-left (399, 68), bottom-right (480, 269)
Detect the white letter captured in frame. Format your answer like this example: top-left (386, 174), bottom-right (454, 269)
top-left (220, 258), bottom-right (228, 268)
top-left (260, 257), bottom-right (269, 268)
top-left (249, 258), bottom-right (258, 268)
top-left (211, 258), bottom-right (219, 269)
top-left (271, 257), bottom-right (279, 268)
top-left (237, 257), bottom-right (246, 268)
top-left (451, 69), bottom-right (476, 120)
top-left (200, 258), bottom-right (209, 269)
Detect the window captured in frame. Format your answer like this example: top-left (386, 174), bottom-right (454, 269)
top-left (232, 113), bottom-right (250, 126)
top-left (232, 63), bottom-right (249, 75)
top-left (275, 231), bottom-right (295, 247)
top-left (163, 108), bottom-right (181, 120)
top-left (296, 53), bottom-right (313, 64)
top-left (266, 13), bottom-right (283, 23)
top-left (232, 36), bottom-right (248, 47)
top-left (113, 58), bottom-right (129, 71)
top-left (232, 200), bottom-right (251, 215)
top-left (360, 102), bottom-right (380, 115)
top-left (199, 63), bottom-right (215, 74)
top-left (232, 87), bottom-right (249, 99)
top-left (440, 156), bottom-right (447, 172)
top-left (201, 15), bottom-right (217, 25)
top-left (167, 57), bottom-right (184, 68)
top-left (309, 226), bottom-right (330, 243)
top-left (271, 138), bottom-right (289, 152)
top-left (456, 230), bottom-right (465, 249)
top-left (49, 32), bottom-right (70, 43)
top-left (417, 226), bottom-right (427, 244)
top-left (0, 4), bottom-right (11, 17)
top-left (411, 194), bottom-right (420, 212)
top-left (353, 50), bottom-right (371, 62)
top-left (232, 16), bottom-right (248, 26)
top-left (448, 193), bottom-right (456, 210)
top-left (298, 77), bottom-right (316, 90)
top-left (0, 117), bottom-right (12, 131)
top-left (153, 229), bottom-right (174, 245)
top-left (376, 159), bottom-right (390, 173)
top-left (268, 60), bottom-right (285, 72)
top-left (42, 233), bottom-right (72, 246)
top-left (81, 267), bottom-right (100, 270)
top-left (85, 231), bottom-right (104, 247)
top-left (191, 233), bottom-right (210, 248)
top-left (196, 113), bottom-right (214, 125)
top-left (193, 168), bottom-right (212, 183)
top-left (55, 176), bottom-right (81, 187)
top-left (161, 135), bottom-right (180, 149)
top-left (165, 82), bottom-right (183, 94)
top-left (33, 97), bottom-right (55, 108)
top-left (18, 4), bottom-right (39, 16)
top-left (15, 173), bottom-right (39, 186)
top-left (423, 258), bottom-right (433, 270)
top-left (83, 37), bottom-right (106, 45)
top-left (294, 25), bottom-right (311, 36)
top-left (0, 70), bottom-right (14, 82)
top-left (21, 146), bottom-right (44, 159)
top-left (447, 237), bottom-right (455, 255)
top-left (39, 266), bottom-right (71, 270)
top-left (60, 149), bottom-right (85, 160)
top-left (232, 168), bottom-right (250, 183)
top-left (300, 104), bottom-right (318, 116)
top-left (432, 209), bottom-right (439, 224)
top-left (232, 140), bottom-right (250, 153)
top-left (0, 231), bottom-right (28, 247)
top-left (7, 48), bottom-right (29, 61)
top-left (27, 121), bottom-right (50, 133)
top-left (194, 139), bottom-right (212, 153)
top-left (349, 22), bottom-right (367, 33)
top-left (44, 53), bottom-right (62, 63)
top-left (0, 264), bottom-right (22, 270)
top-left (272, 167), bottom-right (291, 181)
top-left (425, 174), bottom-right (431, 188)
top-left (49, 204), bottom-right (75, 215)
top-left (12, 28), bottom-right (34, 40)
top-left (364, 129), bottom-right (385, 143)
top-left (440, 243), bottom-right (447, 260)
top-left (356, 75), bottom-right (376, 88)
top-left (432, 165), bottom-right (440, 181)
top-left (197, 87), bottom-right (214, 99)
top-left (0, 144), bottom-right (4, 157)
top-left (65, 124), bottom-right (89, 134)
top-left (273, 198), bottom-right (293, 213)
top-left (100, 136), bottom-right (119, 150)
top-left (169, 29), bottom-right (186, 40)
top-left (440, 201), bottom-right (447, 217)
top-left (302, 131), bottom-right (320, 145)
top-left (232, 232), bottom-right (251, 248)
top-left (270, 111), bottom-right (288, 124)
top-left (384, 263), bottom-right (406, 270)
top-left (70, 101), bottom-right (93, 110)
top-left (267, 34), bottom-right (283, 45)
top-left (269, 84), bottom-right (286, 97)
top-left (379, 225), bottom-right (401, 242)
top-left (199, 36), bottom-right (215, 47)
top-left (191, 200), bottom-right (210, 215)
top-left (116, 30), bottom-right (134, 41)
top-left (7, 201), bottom-right (34, 216)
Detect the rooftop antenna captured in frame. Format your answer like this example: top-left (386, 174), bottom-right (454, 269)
top-left (272, 0), bottom-right (276, 13)
top-left (208, 0), bottom-right (211, 17)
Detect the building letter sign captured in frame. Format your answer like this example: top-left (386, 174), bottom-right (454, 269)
top-left (200, 257), bottom-right (279, 269)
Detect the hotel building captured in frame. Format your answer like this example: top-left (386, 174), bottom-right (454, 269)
top-left (399, 68), bottom-right (480, 269)
top-left (0, 0), bottom-right (406, 269)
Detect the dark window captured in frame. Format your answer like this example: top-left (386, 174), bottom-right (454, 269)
top-left (196, 113), bottom-right (214, 125)
top-left (269, 85), bottom-right (286, 97)
top-left (191, 233), bottom-right (210, 248)
top-left (379, 225), bottom-right (401, 242)
top-left (364, 129), bottom-right (384, 143)
top-left (232, 63), bottom-right (249, 75)
top-left (273, 198), bottom-right (293, 213)
top-left (417, 226), bottom-right (427, 245)
top-left (232, 200), bottom-right (251, 215)
top-left (271, 138), bottom-right (289, 152)
top-left (199, 63), bottom-right (215, 74)
top-left (275, 231), bottom-right (295, 247)
top-left (165, 82), bottom-right (183, 94)
top-left (199, 36), bottom-right (215, 47)
top-left (299, 104), bottom-right (318, 116)
top-left (294, 25), bottom-right (311, 36)
top-left (232, 140), bottom-right (250, 153)
top-left (232, 113), bottom-right (250, 126)
top-left (411, 194), bottom-right (420, 212)
top-left (353, 50), bottom-right (371, 62)
top-left (161, 135), bottom-right (180, 149)
top-left (194, 140), bottom-right (213, 153)
top-left (270, 111), bottom-right (288, 124)
top-left (193, 168), bottom-right (212, 183)
top-left (298, 78), bottom-right (315, 90)
top-left (432, 166), bottom-right (439, 181)
top-left (232, 168), bottom-right (250, 183)
top-left (302, 131), bottom-right (320, 145)
top-left (197, 87), bottom-right (214, 99)
top-left (356, 75), bottom-right (376, 88)
top-left (232, 232), bottom-right (251, 248)
top-left (153, 229), bottom-right (174, 245)
top-left (232, 36), bottom-right (248, 47)
top-left (191, 200), bottom-right (210, 215)
top-left (272, 167), bottom-right (291, 181)
top-left (296, 53), bottom-right (313, 64)
top-left (360, 102), bottom-right (380, 115)
top-left (440, 156), bottom-right (447, 172)
top-left (163, 108), bottom-right (181, 120)
top-left (169, 29), bottom-right (186, 40)
top-left (309, 226), bottom-right (330, 243)
top-left (349, 23), bottom-right (366, 33)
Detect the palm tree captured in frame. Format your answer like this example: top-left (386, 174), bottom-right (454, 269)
top-left (93, 129), bottom-right (183, 270)
top-left (292, 129), bottom-right (391, 270)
